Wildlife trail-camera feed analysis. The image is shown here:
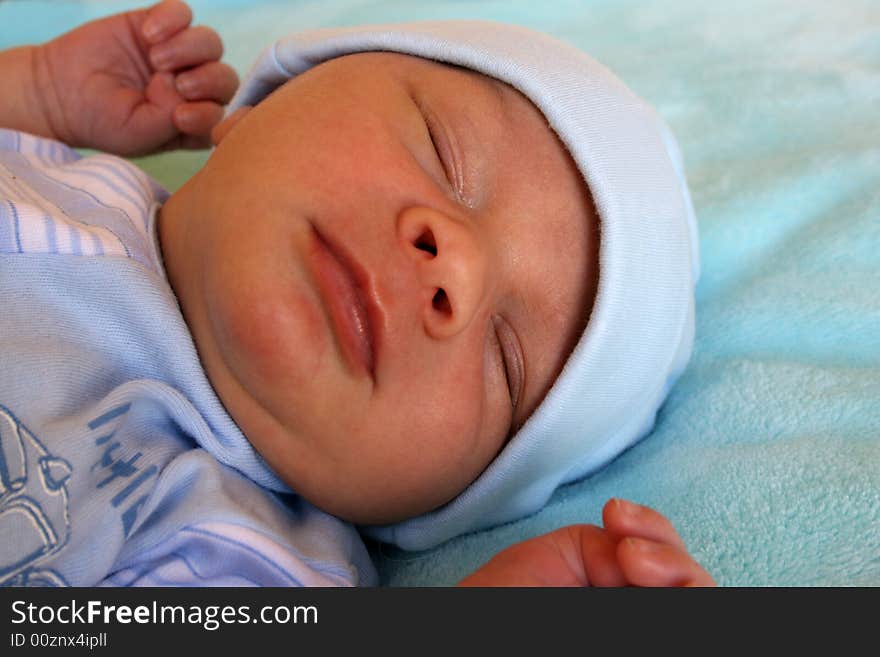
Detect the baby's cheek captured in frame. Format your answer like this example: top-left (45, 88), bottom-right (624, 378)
top-left (417, 361), bottom-right (494, 467)
top-left (212, 277), bottom-right (328, 392)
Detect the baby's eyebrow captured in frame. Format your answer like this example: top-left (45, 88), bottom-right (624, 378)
top-left (441, 59), bottom-right (509, 115)
top-left (480, 75), bottom-right (509, 121)
top-left (493, 80), bottom-right (511, 115)
top-left (447, 63), bottom-right (509, 126)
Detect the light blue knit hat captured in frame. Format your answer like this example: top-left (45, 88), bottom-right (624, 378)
top-left (229, 20), bottom-right (700, 550)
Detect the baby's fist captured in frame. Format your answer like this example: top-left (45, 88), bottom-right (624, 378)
top-left (36, 0), bottom-right (238, 154)
top-left (138, 0), bottom-right (239, 149)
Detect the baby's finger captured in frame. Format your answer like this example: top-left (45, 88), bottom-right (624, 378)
top-left (568, 525), bottom-right (627, 587)
top-left (150, 25), bottom-right (224, 73)
top-left (141, 0), bottom-right (193, 45)
top-left (602, 498), bottom-right (687, 550)
top-left (175, 62), bottom-right (239, 104)
top-left (617, 537), bottom-right (715, 587)
top-left (173, 101), bottom-right (225, 143)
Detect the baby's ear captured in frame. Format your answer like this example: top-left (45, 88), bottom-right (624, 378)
top-left (211, 106), bottom-right (253, 146)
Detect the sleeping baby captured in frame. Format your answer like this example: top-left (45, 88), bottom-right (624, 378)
top-left (0, 0), bottom-right (711, 586)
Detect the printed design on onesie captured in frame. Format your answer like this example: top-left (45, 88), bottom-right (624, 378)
top-left (0, 405), bottom-right (72, 586)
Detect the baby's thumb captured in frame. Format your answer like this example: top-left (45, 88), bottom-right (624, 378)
top-left (145, 71), bottom-right (183, 111)
top-left (119, 72), bottom-right (182, 153)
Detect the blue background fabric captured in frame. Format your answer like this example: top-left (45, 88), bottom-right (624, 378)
top-left (2, 0), bottom-right (878, 586)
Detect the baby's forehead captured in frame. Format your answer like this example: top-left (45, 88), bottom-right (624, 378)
top-left (381, 53), bottom-right (566, 159)
top-left (344, 50), bottom-right (513, 100)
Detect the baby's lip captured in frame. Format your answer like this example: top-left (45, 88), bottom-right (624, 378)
top-left (309, 226), bottom-right (381, 380)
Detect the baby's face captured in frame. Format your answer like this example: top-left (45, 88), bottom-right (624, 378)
top-left (159, 52), bottom-right (598, 524)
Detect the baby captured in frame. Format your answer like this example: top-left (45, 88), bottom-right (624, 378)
top-left (0, 0), bottom-right (711, 586)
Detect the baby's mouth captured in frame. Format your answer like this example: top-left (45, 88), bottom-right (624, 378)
top-left (308, 226), bottom-right (377, 379)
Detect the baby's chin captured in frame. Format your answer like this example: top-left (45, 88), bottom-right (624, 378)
top-left (278, 467), bottom-right (466, 527)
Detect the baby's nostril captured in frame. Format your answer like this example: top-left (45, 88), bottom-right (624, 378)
top-left (432, 288), bottom-right (451, 315)
top-left (415, 229), bottom-right (437, 256)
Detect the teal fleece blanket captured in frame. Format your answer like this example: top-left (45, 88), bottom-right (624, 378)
top-left (3, 0), bottom-right (878, 586)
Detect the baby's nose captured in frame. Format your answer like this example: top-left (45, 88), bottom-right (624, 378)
top-left (396, 205), bottom-right (487, 340)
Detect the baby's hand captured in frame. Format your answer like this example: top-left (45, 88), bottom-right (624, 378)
top-left (458, 499), bottom-right (714, 587)
top-left (35, 0), bottom-right (238, 155)
top-left (599, 498), bottom-right (715, 586)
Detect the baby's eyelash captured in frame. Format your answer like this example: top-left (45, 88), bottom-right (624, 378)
top-left (423, 114), bottom-right (452, 184)
top-left (492, 317), bottom-right (523, 411)
top-left (420, 107), bottom-right (470, 207)
top-left (495, 329), bottom-right (515, 408)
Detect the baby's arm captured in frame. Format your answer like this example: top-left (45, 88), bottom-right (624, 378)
top-left (0, 46), bottom-right (53, 142)
top-left (0, 0), bottom-right (237, 155)
top-left (458, 499), bottom-right (714, 587)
